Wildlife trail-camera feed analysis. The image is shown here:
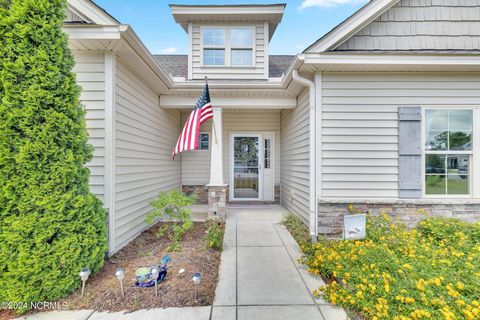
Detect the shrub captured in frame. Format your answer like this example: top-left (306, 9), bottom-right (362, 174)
top-left (302, 214), bottom-right (480, 320)
top-left (146, 190), bottom-right (197, 251)
top-left (282, 212), bottom-right (311, 245)
top-left (0, 0), bottom-right (107, 308)
top-left (204, 220), bottom-right (225, 250)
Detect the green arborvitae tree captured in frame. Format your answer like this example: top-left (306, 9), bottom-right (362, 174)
top-left (0, 0), bottom-right (107, 305)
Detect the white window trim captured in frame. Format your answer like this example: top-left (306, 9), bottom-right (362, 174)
top-left (200, 25), bottom-right (255, 68)
top-left (197, 132), bottom-right (210, 151)
top-left (421, 106), bottom-right (480, 199)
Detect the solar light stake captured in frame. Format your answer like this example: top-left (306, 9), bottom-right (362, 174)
top-left (192, 272), bottom-right (201, 302)
top-left (150, 266), bottom-right (160, 298)
top-left (115, 268), bottom-right (125, 297)
top-left (79, 268), bottom-right (91, 298)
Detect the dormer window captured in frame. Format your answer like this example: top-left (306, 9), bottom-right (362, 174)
top-left (202, 27), bottom-right (254, 67)
top-left (170, 3), bottom-right (286, 79)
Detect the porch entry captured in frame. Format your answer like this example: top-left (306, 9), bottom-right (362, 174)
top-left (229, 133), bottom-right (274, 202)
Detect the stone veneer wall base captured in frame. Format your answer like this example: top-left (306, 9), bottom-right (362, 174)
top-left (318, 199), bottom-right (480, 237)
top-left (208, 185), bottom-right (228, 221)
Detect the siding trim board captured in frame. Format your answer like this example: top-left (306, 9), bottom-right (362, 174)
top-left (104, 52), bottom-right (116, 252)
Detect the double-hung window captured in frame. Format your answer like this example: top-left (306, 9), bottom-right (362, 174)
top-left (424, 109), bottom-right (473, 195)
top-left (202, 27), bottom-right (254, 67)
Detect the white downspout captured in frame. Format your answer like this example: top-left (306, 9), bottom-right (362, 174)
top-left (292, 70), bottom-right (317, 242)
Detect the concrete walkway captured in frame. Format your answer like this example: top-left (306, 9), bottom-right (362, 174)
top-left (16, 205), bottom-right (348, 320)
top-left (211, 205), bottom-right (349, 320)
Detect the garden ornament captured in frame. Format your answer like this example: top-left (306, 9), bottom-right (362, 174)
top-left (115, 268), bottom-right (125, 297)
top-left (79, 268), bottom-right (91, 298)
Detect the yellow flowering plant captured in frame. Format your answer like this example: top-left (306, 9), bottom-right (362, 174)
top-left (302, 214), bottom-right (480, 320)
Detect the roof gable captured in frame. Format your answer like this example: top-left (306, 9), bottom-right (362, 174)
top-left (304, 0), bottom-right (400, 52)
top-left (335, 0), bottom-right (480, 51)
top-left (66, 6), bottom-right (93, 24)
top-left (305, 0), bottom-right (480, 53)
top-left (66, 0), bottom-right (119, 25)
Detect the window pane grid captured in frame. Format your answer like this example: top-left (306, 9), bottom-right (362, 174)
top-left (425, 110), bottom-right (472, 151)
top-left (264, 139), bottom-right (271, 169)
top-left (199, 133), bottom-right (209, 151)
top-left (203, 28), bottom-right (225, 47)
top-left (231, 49), bottom-right (253, 66)
top-left (204, 49), bottom-right (225, 66)
top-left (231, 28), bottom-right (253, 47)
top-left (425, 154), bottom-right (470, 195)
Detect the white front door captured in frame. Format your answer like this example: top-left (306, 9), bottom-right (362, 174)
top-left (230, 133), bottom-right (274, 202)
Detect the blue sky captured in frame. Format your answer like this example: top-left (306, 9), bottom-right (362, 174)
top-left (94, 0), bottom-right (368, 55)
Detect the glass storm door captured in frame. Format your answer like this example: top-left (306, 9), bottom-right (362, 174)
top-left (232, 134), bottom-right (262, 200)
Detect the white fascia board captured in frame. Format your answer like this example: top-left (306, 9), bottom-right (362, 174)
top-left (170, 5), bottom-right (285, 17)
top-left (171, 80), bottom-right (283, 90)
top-left (119, 27), bottom-right (172, 94)
top-left (103, 52), bottom-right (116, 254)
top-left (160, 95), bottom-right (296, 109)
top-left (63, 25), bottom-right (125, 40)
top-left (170, 4), bottom-right (285, 34)
top-left (304, 0), bottom-right (400, 53)
top-left (303, 53), bottom-right (480, 67)
top-left (68, 0), bottom-right (119, 25)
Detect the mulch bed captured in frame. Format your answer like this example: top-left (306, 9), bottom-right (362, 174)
top-left (1, 222), bottom-right (221, 319)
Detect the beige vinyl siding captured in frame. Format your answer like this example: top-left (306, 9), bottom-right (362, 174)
top-left (336, 0), bottom-right (480, 51)
top-left (114, 59), bottom-right (181, 253)
top-left (180, 113), bottom-right (212, 185)
top-left (180, 110), bottom-right (280, 187)
top-left (191, 23), bottom-right (267, 80)
top-left (73, 52), bottom-right (106, 202)
top-left (280, 89), bottom-right (310, 223)
top-left (321, 72), bottom-right (480, 199)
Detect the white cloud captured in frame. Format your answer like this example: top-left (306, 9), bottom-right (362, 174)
top-left (300, 0), bottom-right (367, 9)
top-left (161, 47), bottom-right (178, 54)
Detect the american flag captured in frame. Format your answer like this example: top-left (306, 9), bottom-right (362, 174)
top-left (172, 83), bottom-right (213, 159)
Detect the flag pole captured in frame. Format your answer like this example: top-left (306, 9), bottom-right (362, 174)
top-left (206, 76), bottom-right (219, 145)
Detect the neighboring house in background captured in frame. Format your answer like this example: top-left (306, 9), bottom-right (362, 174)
top-left (64, 0), bottom-right (480, 254)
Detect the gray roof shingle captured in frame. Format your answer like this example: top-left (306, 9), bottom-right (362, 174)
top-left (269, 55), bottom-right (294, 77)
top-left (153, 54), bottom-right (294, 79)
